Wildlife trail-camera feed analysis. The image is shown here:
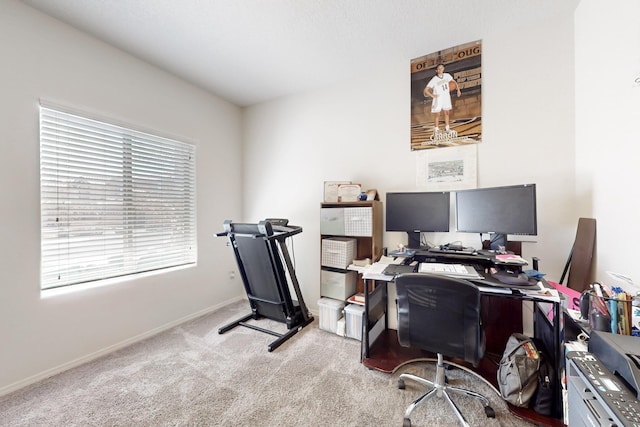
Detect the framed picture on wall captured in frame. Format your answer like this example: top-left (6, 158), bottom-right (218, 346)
top-left (415, 145), bottom-right (477, 191)
top-left (410, 40), bottom-right (482, 151)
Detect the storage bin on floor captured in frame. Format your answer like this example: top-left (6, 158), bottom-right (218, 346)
top-left (318, 297), bottom-right (345, 334)
top-left (344, 303), bottom-right (365, 341)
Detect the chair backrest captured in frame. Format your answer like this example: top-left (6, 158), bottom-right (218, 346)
top-left (396, 273), bottom-right (485, 366)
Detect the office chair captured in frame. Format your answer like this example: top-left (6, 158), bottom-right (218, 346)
top-left (395, 273), bottom-right (496, 427)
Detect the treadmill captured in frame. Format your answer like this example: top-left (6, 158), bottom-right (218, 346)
top-left (216, 219), bottom-right (313, 351)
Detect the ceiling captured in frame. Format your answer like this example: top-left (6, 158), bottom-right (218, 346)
top-left (21, 0), bottom-right (579, 107)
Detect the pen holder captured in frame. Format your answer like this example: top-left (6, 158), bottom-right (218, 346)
top-left (587, 291), bottom-right (632, 334)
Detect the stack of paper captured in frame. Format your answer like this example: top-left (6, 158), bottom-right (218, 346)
top-left (418, 263), bottom-right (483, 279)
top-left (494, 254), bottom-right (528, 265)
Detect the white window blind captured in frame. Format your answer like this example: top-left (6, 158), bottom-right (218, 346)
top-left (40, 106), bottom-right (197, 290)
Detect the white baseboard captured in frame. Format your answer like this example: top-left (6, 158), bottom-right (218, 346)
top-left (0, 296), bottom-right (244, 397)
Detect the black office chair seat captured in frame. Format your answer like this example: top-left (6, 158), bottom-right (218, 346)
top-left (395, 273), bottom-right (497, 427)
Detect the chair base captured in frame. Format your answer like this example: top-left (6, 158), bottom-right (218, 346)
top-left (398, 353), bottom-right (495, 427)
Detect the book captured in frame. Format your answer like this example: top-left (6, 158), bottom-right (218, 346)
top-left (347, 293), bottom-right (365, 305)
top-left (494, 254), bottom-right (528, 265)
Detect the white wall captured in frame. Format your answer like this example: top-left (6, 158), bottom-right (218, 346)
top-left (244, 12), bottom-right (579, 311)
top-left (6, 0), bottom-right (639, 398)
top-left (575, 0), bottom-right (640, 292)
top-left (0, 2), bottom-right (244, 394)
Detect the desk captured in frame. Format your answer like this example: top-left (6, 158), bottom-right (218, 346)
top-left (359, 263), bottom-right (564, 425)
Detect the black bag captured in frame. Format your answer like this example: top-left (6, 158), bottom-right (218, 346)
top-left (532, 350), bottom-right (555, 416)
top-left (497, 333), bottom-right (540, 407)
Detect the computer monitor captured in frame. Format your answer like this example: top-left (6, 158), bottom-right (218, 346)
top-left (385, 191), bottom-right (450, 249)
top-left (455, 184), bottom-right (537, 250)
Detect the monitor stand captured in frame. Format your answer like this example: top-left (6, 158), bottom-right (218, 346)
top-left (489, 233), bottom-right (507, 252)
top-left (406, 231), bottom-right (422, 250)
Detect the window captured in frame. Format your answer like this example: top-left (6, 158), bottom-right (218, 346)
top-left (40, 105), bottom-right (196, 290)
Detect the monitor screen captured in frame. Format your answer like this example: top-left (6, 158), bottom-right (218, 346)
top-left (455, 184), bottom-right (537, 247)
top-left (386, 191), bottom-right (450, 248)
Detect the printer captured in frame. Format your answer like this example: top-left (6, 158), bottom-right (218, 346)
top-left (565, 332), bottom-right (640, 426)
top-left (589, 330), bottom-right (640, 398)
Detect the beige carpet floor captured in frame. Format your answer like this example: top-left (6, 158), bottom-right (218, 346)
top-left (0, 301), bottom-right (535, 426)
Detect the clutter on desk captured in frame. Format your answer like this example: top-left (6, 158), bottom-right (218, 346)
top-left (382, 263), bottom-right (417, 276)
top-left (519, 286), bottom-right (560, 301)
top-left (565, 308), bottom-right (583, 322)
top-left (494, 253), bottom-right (528, 265)
top-left (388, 247), bottom-right (416, 257)
top-left (548, 280), bottom-right (581, 310)
top-left (388, 243), bottom-right (410, 256)
top-left (351, 258), bottom-right (371, 267)
top-left (581, 282), bottom-right (639, 335)
top-left (377, 255), bottom-right (404, 264)
top-left (524, 269), bottom-right (545, 279)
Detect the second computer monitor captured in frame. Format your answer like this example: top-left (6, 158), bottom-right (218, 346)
top-left (386, 191), bottom-right (450, 249)
top-left (455, 184), bottom-right (537, 250)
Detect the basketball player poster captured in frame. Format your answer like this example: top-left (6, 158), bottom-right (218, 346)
top-left (410, 40), bottom-right (482, 151)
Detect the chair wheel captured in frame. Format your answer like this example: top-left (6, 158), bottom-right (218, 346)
top-left (403, 417), bottom-right (411, 427)
top-left (485, 405), bottom-right (496, 418)
top-left (397, 378), bottom-right (405, 389)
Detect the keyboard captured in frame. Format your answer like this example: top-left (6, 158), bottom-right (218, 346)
top-left (418, 263), bottom-right (483, 279)
top-left (429, 247), bottom-right (477, 255)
